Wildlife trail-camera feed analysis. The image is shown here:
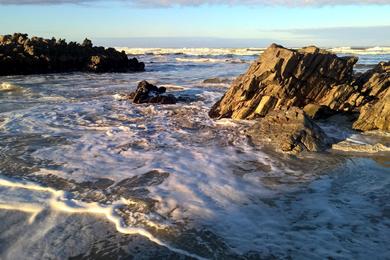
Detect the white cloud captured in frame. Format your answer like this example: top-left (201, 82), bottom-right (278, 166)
top-left (1, 0), bottom-right (389, 6)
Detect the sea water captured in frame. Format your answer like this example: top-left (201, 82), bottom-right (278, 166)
top-left (0, 48), bottom-right (389, 259)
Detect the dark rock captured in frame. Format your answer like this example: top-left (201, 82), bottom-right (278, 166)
top-left (133, 80), bottom-right (159, 103)
top-left (149, 94), bottom-right (177, 104)
top-left (130, 81), bottom-right (177, 105)
top-left (247, 107), bottom-right (331, 153)
top-left (0, 33), bottom-right (145, 75)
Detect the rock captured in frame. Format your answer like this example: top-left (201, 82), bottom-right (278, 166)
top-left (247, 107), bottom-right (331, 153)
top-left (352, 62), bottom-right (389, 131)
top-left (203, 78), bottom-right (230, 84)
top-left (209, 43), bottom-right (389, 132)
top-left (303, 104), bottom-right (336, 120)
top-left (353, 87), bottom-right (390, 131)
top-left (332, 141), bottom-right (390, 153)
top-left (130, 81), bottom-right (177, 105)
top-left (0, 33), bottom-right (145, 75)
top-left (209, 43), bottom-right (359, 120)
top-left (149, 94), bottom-right (177, 104)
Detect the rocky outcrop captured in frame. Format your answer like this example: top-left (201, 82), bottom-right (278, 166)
top-left (352, 62), bottom-right (390, 131)
top-left (0, 33), bottom-right (144, 75)
top-left (129, 81), bottom-right (177, 104)
top-left (209, 44), bottom-right (360, 120)
top-left (247, 107), bottom-right (331, 153)
top-left (209, 43), bottom-right (389, 132)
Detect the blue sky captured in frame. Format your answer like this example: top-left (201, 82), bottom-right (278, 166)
top-left (0, 0), bottom-right (389, 47)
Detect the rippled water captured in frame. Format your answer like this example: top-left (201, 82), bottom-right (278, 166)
top-left (0, 51), bottom-right (389, 259)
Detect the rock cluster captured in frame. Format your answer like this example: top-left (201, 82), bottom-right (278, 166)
top-left (209, 44), bottom-right (389, 132)
top-left (129, 81), bottom-right (177, 104)
top-left (247, 107), bottom-right (331, 153)
top-left (0, 33), bottom-right (144, 75)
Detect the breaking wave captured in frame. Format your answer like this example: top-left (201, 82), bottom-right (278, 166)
top-left (117, 46), bottom-right (390, 57)
top-left (329, 46), bottom-right (390, 55)
top-left (176, 57), bottom-right (246, 64)
top-left (116, 47), bottom-right (264, 56)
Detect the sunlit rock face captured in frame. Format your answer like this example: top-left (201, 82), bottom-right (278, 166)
top-left (353, 62), bottom-right (390, 131)
top-left (209, 43), bottom-right (359, 119)
top-left (209, 43), bottom-right (389, 132)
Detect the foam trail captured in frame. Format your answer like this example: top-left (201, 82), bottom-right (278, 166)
top-left (0, 177), bottom-right (206, 260)
top-left (0, 202), bottom-right (43, 224)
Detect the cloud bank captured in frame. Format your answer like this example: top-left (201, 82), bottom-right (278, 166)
top-left (1, 0), bottom-right (389, 6)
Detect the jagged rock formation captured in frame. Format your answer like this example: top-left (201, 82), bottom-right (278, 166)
top-left (0, 33), bottom-right (144, 75)
top-left (247, 107), bottom-right (331, 153)
top-left (209, 43), bottom-right (389, 132)
top-left (129, 81), bottom-right (177, 104)
top-left (209, 44), bottom-right (358, 119)
top-left (352, 62), bottom-right (390, 131)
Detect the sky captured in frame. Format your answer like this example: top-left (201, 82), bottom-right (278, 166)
top-left (0, 0), bottom-right (389, 47)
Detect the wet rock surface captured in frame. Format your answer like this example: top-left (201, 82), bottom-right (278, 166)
top-left (130, 80), bottom-right (177, 104)
top-left (126, 80), bottom-right (187, 105)
top-left (247, 107), bottom-right (331, 153)
top-left (0, 33), bottom-right (144, 75)
top-left (209, 43), bottom-right (389, 132)
top-left (202, 77), bottom-right (231, 84)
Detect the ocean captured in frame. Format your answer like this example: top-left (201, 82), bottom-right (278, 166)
top-left (0, 47), bottom-right (389, 259)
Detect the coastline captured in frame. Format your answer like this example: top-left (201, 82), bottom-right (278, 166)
top-left (0, 36), bottom-right (389, 259)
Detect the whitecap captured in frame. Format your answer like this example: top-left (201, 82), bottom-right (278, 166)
top-left (116, 47), bottom-right (264, 56)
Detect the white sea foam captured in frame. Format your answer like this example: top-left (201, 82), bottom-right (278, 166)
top-left (0, 177), bottom-right (206, 260)
top-left (176, 57), bottom-right (246, 64)
top-left (116, 47), bottom-right (264, 56)
top-left (329, 46), bottom-right (390, 55)
top-left (117, 46), bottom-right (390, 56)
top-left (1, 56), bottom-right (389, 258)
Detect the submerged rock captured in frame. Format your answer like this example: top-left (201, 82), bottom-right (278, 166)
top-left (247, 108), bottom-right (331, 153)
top-left (203, 78), bottom-right (231, 84)
top-left (130, 81), bottom-right (177, 104)
top-left (0, 33), bottom-right (144, 75)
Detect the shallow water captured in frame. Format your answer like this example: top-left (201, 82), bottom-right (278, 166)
top-left (0, 49), bottom-right (389, 259)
